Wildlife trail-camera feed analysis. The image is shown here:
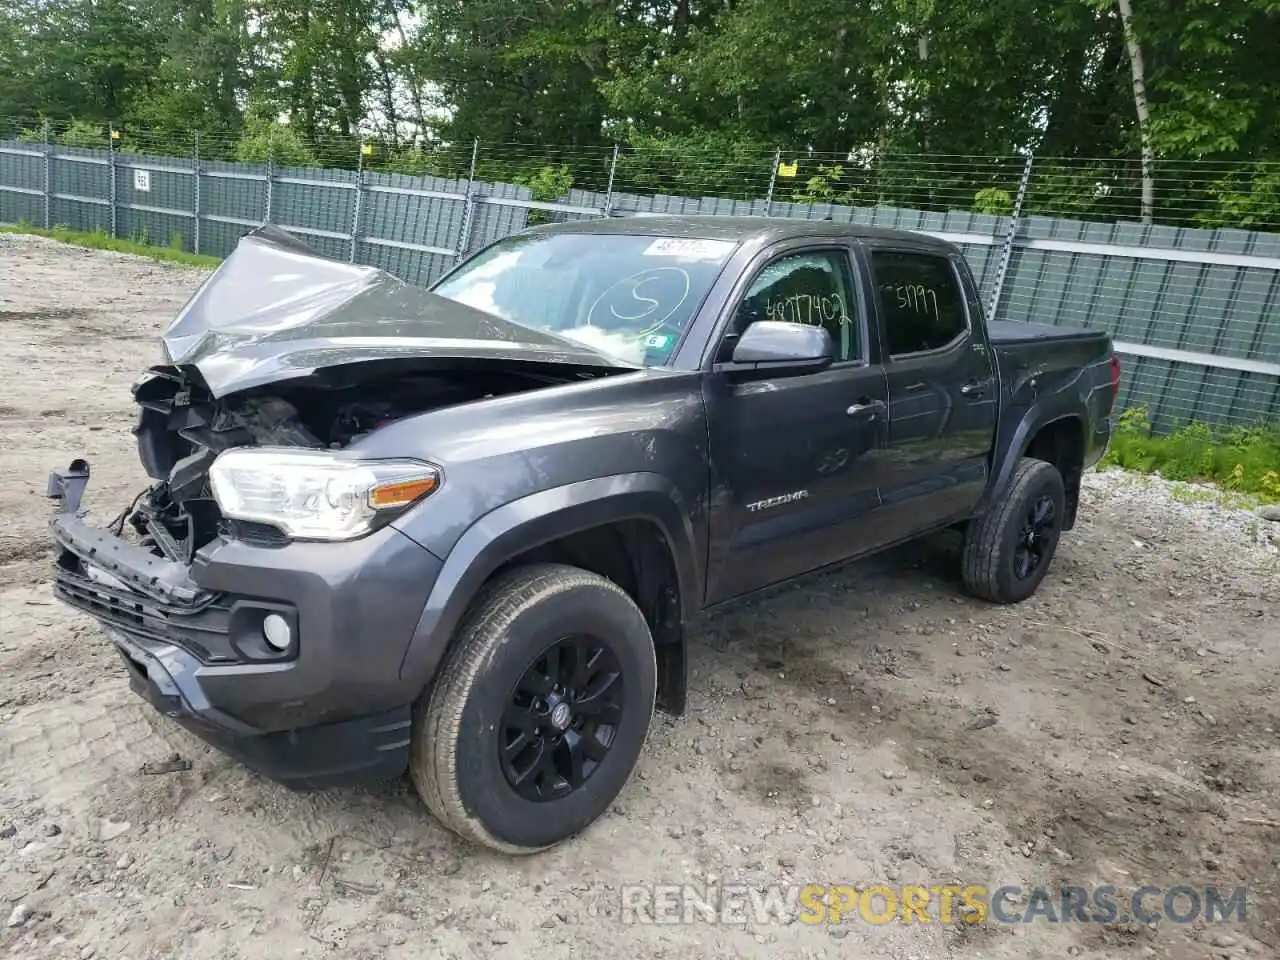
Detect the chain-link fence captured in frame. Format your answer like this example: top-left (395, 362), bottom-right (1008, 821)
top-left (2, 117), bottom-right (1278, 431)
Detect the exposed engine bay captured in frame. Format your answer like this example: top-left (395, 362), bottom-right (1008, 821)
top-left (91, 225), bottom-right (637, 565)
top-left (123, 363), bottom-right (589, 562)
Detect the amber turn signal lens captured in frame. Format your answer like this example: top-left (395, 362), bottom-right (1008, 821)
top-left (368, 474), bottom-right (439, 509)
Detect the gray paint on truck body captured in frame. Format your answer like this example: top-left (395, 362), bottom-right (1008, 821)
top-left (47, 216), bottom-right (1117, 789)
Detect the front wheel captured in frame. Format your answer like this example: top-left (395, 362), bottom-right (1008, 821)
top-left (961, 457), bottom-right (1067, 604)
top-left (410, 563), bottom-right (657, 853)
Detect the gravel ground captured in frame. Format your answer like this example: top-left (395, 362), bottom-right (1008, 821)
top-left (1, 232), bottom-right (1278, 960)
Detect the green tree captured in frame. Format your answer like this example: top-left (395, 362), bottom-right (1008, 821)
top-left (2, 0), bottom-right (1278, 228)
top-left (402, 0), bottom-right (612, 147)
top-left (125, 0), bottom-right (250, 152)
top-left (234, 109), bottom-right (318, 165)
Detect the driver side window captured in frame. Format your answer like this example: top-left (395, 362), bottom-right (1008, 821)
top-left (726, 249), bottom-right (861, 362)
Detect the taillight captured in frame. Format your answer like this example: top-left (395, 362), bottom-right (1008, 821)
top-left (1110, 354), bottom-right (1121, 399)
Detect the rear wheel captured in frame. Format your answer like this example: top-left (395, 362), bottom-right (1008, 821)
top-left (961, 457), bottom-right (1066, 604)
top-left (410, 563), bottom-right (656, 853)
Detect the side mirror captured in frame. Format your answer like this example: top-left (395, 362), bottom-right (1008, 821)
top-left (727, 321), bottom-right (834, 375)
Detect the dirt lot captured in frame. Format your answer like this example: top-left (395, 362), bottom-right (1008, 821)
top-left (1, 232), bottom-right (1278, 960)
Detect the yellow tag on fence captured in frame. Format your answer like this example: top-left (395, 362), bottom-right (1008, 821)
top-left (361, 144), bottom-right (373, 156)
top-left (777, 161), bottom-right (798, 178)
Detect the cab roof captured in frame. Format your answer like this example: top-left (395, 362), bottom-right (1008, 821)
top-left (525, 214), bottom-right (961, 254)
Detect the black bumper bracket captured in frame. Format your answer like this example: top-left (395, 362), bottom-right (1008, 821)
top-left (47, 458), bottom-right (91, 515)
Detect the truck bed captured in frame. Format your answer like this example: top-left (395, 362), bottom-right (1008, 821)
top-left (987, 319), bottom-right (1108, 345)
top-left (988, 318), bottom-right (1114, 417)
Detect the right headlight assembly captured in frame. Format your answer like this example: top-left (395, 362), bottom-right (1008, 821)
top-left (208, 447), bottom-right (440, 541)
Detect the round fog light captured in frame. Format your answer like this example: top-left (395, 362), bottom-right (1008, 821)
top-left (262, 614), bottom-right (293, 651)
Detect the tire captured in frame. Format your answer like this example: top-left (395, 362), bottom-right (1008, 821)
top-left (961, 457), bottom-right (1067, 604)
top-left (410, 563), bottom-right (657, 854)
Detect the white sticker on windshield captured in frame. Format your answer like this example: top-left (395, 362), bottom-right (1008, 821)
top-left (642, 237), bottom-right (735, 260)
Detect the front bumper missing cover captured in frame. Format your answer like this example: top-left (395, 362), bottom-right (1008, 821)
top-left (44, 459), bottom-right (416, 790)
top-left (51, 511), bottom-right (213, 607)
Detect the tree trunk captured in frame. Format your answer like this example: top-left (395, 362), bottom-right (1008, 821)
top-left (918, 26), bottom-right (931, 204)
top-left (374, 51), bottom-right (400, 147)
top-left (1116, 0), bottom-right (1154, 223)
top-left (1039, 43), bottom-right (1086, 158)
top-left (387, 2), bottom-right (427, 140)
top-left (674, 0), bottom-right (690, 34)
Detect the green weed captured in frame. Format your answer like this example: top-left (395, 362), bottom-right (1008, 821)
top-left (0, 223), bottom-right (220, 268)
top-left (1101, 406), bottom-right (1280, 504)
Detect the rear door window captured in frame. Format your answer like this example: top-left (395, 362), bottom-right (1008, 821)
top-left (871, 251), bottom-right (968, 357)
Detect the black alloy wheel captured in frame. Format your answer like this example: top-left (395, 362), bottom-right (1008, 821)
top-left (1013, 494), bottom-right (1057, 580)
top-left (410, 563), bottom-right (657, 852)
top-left (500, 635), bottom-right (626, 802)
top-left (960, 456), bottom-right (1067, 604)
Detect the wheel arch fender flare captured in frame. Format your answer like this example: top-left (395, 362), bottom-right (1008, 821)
top-left (399, 472), bottom-right (701, 691)
top-left (984, 402), bottom-right (1088, 514)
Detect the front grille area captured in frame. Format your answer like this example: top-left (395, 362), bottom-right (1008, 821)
top-left (54, 561), bottom-right (240, 664)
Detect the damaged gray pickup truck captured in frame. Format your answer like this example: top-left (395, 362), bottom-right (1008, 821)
top-left (48, 217), bottom-right (1118, 853)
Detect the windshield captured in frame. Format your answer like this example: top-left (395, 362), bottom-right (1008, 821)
top-left (430, 232), bottom-right (737, 366)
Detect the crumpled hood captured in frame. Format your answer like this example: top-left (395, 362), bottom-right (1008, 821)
top-left (161, 225), bottom-right (635, 397)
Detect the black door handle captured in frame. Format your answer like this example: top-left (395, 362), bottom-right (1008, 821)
top-left (846, 398), bottom-right (886, 420)
top-left (961, 378), bottom-right (992, 397)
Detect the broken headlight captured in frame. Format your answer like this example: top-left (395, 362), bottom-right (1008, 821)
top-left (208, 448), bottom-right (439, 541)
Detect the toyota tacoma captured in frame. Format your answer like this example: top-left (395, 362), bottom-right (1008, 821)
top-left (47, 217), bottom-right (1118, 853)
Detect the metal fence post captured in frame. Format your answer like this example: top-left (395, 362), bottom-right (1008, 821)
top-left (108, 128), bottom-right (118, 237)
top-left (603, 144), bottom-right (620, 217)
top-left (350, 146), bottom-right (365, 263)
top-left (193, 132), bottom-right (201, 255)
top-left (264, 144), bottom-right (275, 224)
top-left (455, 138), bottom-right (480, 260)
top-left (765, 148), bottom-right (781, 216)
top-left (985, 153), bottom-right (1034, 322)
top-left (42, 119), bottom-right (51, 229)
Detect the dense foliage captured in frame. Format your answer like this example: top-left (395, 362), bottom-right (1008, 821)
top-left (1, 0), bottom-right (1278, 224)
top-left (1101, 407), bottom-right (1280, 503)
